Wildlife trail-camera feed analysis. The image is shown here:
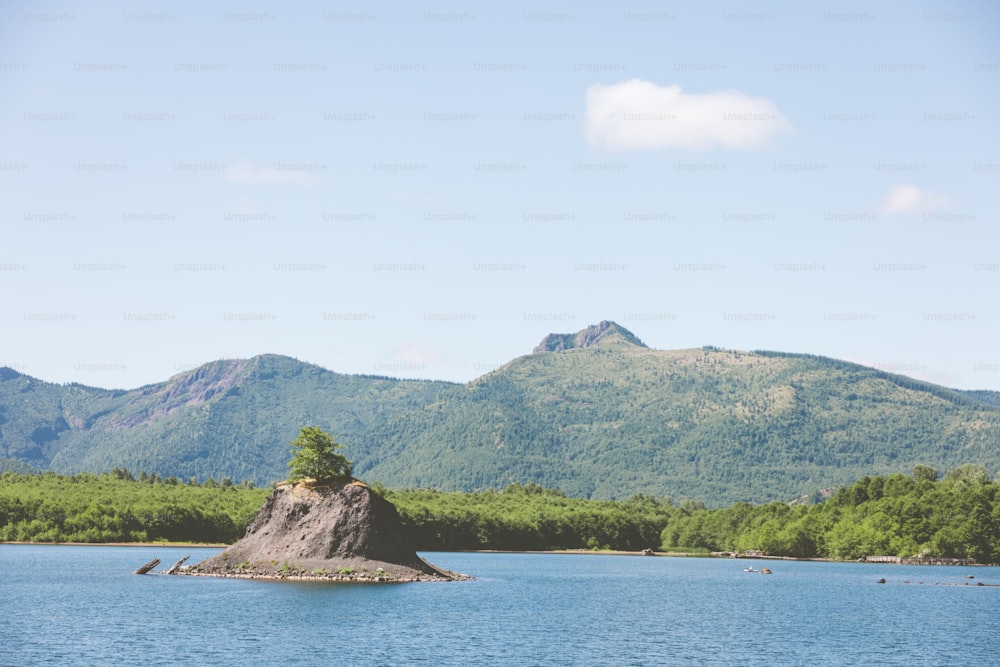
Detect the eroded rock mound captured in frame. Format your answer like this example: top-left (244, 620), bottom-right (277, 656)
top-left (532, 320), bottom-right (648, 353)
top-left (184, 479), bottom-right (468, 582)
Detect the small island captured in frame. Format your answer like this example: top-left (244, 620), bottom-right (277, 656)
top-left (175, 427), bottom-right (469, 582)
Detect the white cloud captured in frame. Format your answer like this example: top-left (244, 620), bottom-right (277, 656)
top-left (224, 162), bottom-right (319, 185)
top-left (847, 357), bottom-right (961, 389)
top-left (877, 184), bottom-right (949, 215)
top-left (390, 341), bottom-right (447, 367)
top-left (584, 79), bottom-right (792, 151)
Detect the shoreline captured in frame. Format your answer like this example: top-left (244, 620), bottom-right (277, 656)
top-left (2, 542), bottom-right (700, 556)
top-left (460, 548), bottom-right (709, 557)
top-left (2, 540), bottom-right (228, 548)
top-left (3, 542), bottom-right (993, 566)
top-left (173, 569), bottom-right (469, 584)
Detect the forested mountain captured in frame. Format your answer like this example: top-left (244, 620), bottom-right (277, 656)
top-left (0, 356), bottom-right (453, 486)
top-left (2, 322), bottom-right (999, 505)
top-left (359, 326), bottom-right (1000, 503)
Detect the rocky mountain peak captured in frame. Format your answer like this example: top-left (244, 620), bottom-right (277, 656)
top-left (532, 320), bottom-right (648, 354)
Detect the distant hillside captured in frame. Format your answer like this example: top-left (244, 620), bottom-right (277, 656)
top-left (358, 329), bottom-right (1000, 503)
top-left (962, 389), bottom-right (1000, 408)
top-left (0, 355), bottom-right (453, 485)
top-left (2, 322), bottom-right (999, 505)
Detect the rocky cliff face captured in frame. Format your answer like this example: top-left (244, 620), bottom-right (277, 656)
top-left (532, 320), bottom-right (648, 353)
top-left (106, 359), bottom-right (252, 430)
top-left (185, 479), bottom-right (468, 582)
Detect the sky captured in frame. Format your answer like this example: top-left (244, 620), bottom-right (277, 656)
top-left (1, 0), bottom-right (998, 391)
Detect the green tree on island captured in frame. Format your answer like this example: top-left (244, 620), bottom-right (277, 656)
top-left (287, 426), bottom-right (352, 483)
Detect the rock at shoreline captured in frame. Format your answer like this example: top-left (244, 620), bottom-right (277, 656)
top-left (181, 479), bottom-right (469, 582)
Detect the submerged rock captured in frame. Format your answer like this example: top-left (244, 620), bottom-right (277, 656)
top-left (182, 479), bottom-right (469, 582)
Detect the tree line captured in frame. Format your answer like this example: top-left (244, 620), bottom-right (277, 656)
top-left (1, 465), bottom-right (998, 563)
top-left (0, 471), bottom-right (268, 543)
top-left (387, 483), bottom-right (671, 551)
top-left (659, 464), bottom-right (1000, 563)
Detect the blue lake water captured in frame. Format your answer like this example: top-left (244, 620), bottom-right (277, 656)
top-left (2, 545), bottom-right (998, 666)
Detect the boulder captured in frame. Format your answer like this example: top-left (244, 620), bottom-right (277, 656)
top-left (182, 479), bottom-right (469, 582)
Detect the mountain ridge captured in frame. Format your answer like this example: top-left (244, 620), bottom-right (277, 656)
top-left (532, 320), bottom-right (648, 353)
top-left (2, 322), bottom-right (999, 505)
top-left (0, 353), bottom-right (454, 485)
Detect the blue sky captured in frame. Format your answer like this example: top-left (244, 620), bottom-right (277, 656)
top-left (2, 0), bottom-right (998, 390)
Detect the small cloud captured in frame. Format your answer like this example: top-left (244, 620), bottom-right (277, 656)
top-left (390, 341), bottom-right (447, 367)
top-left (224, 162), bottom-right (319, 186)
top-left (848, 356), bottom-right (960, 389)
top-left (584, 79), bottom-right (792, 151)
top-left (877, 184), bottom-right (949, 215)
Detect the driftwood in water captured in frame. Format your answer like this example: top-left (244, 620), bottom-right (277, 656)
top-left (165, 556), bottom-right (189, 574)
top-left (133, 558), bottom-right (161, 575)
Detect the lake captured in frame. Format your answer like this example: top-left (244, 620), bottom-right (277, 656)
top-left (1, 545), bottom-right (998, 666)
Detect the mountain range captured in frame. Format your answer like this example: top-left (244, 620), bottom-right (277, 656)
top-left (3, 321), bottom-right (998, 505)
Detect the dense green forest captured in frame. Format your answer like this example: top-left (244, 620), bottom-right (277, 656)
top-left (387, 483), bottom-right (671, 551)
top-left (659, 463), bottom-right (1000, 562)
top-left (0, 471), bottom-right (268, 543)
top-left (2, 466), bottom-right (999, 563)
top-left (4, 322), bottom-right (1000, 506)
top-left (361, 335), bottom-right (1000, 503)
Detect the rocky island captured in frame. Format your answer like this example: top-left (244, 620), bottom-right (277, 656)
top-left (178, 478), bottom-right (469, 582)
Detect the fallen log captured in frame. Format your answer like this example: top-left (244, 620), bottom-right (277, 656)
top-left (165, 556), bottom-right (189, 575)
top-left (133, 558), bottom-right (161, 575)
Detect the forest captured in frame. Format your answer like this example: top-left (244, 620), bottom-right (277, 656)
top-left (5, 344), bottom-right (1000, 506)
top-left (0, 470), bottom-right (267, 544)
top-left (1, 465), bottom-right (998, 563)
top-left (658, 464), bottom-right (1000, 562)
